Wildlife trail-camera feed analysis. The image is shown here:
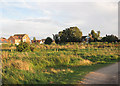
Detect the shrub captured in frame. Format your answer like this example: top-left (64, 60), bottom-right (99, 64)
top-left (101, 35), bottom-right (118, 43)
top-left (45, 37), bottom-right (53, 45)
top-left (10, 44), bottom-right (13, 47)
top-left (30, 45), bottom-right (38, 52)
top-left (16, 41), bottom-right (31, 52)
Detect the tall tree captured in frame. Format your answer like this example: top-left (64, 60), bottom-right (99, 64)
top-left (91, 30), bottom-right (98, 39)
top-left (58, 27), bottom-right (82, 43)
top-left (97, 31), bottom-right (100, 37)
top-left (45, 37), bottom-right (53, 45)
top-left (88, 33), bottom-right (92, 38)
top-left (33, 37), bottom-right (36, 41)
top-left (53, 34), bottom-right (60, 44)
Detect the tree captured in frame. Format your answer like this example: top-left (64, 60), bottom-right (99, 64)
top-left (45, 37), bottom-right (53, 45)
top-left (97, 31), bottom-right (100, 37)
top-left (16, 41), bottom-right (31, 52)
top-left (33, 37), bottom-right (36, 41)
top-left (56, 27), bottom-right (82, 43)
top-left (53, 34), bottom-right (60, 44)
top-left (91, 30), bottom-right (98, 39)
top-left (88, 33), bottom-right (92, 37)
top-left (101, 34), bottom-right (118, 43)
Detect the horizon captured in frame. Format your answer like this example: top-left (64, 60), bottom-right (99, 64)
top-left (0, 30), bottom-right (119, 40)
top-left (0, 0), bottom-right (119, 40)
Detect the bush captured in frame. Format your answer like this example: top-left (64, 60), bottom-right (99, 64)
top-left (101, 35), bottom-right (118, 43)
top-left (16, 41), bottom-right (31, 52)
top-left (10, 44), bottom-right (13, 46)
top-left (45, 37), bottom-right (53, 45)
top-left (30, 44), bottom-right (38, 52)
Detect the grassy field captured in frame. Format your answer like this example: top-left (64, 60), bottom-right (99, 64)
top-left (1, 42), bottom-right (120, 84)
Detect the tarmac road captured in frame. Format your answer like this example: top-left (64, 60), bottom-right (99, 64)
top-left (80, 62), bottom-right (119, 84)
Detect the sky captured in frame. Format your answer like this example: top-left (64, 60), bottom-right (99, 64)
top-left (0, 0), bottom-right (119, 40)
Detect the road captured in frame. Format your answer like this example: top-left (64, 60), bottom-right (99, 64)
top-left (80, 62), bottom-right (119, 84)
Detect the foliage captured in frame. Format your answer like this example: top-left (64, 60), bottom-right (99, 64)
top-left (91, 30), bottom-right (98, 39)
top-left (101, 34), bottom-right (118, 43)
top-left (10, 44), bottom-right (14, 47)
top-left (53, 27), bottom-right (82, 44)
top-left (97, 31), bottom-right (100, 37)
top-left (53, 34), bottom-right (60, 44)
top-left (33, 37), bottom-right (36, 41)
top-left (45, 37), bottom-right (53, 45)
top-left (16, 41), bottom-right (31, 52)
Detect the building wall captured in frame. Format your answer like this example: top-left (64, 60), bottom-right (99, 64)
top-left (22, 34), bottom-right (30, 43)
top-left (0, 43), bottom-right (9, 45)
top-left (8, 36), bottom-right (15, 44)
top-left (15, 39), bottom-right (21, 45)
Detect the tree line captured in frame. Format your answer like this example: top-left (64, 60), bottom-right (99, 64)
top-left (32, 26), bottom-right (119, 45)
top-left (50, 27), bottom-right (118, 44)
top-left (16, 26), bottom-right (119, 52)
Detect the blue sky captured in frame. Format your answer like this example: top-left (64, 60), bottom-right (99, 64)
top-left (0, 0), bottom-right (119, 40)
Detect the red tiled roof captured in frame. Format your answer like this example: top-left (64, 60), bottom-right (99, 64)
top-left (14, 34), bottom-right (26, 39)
top-left (41, 39), bottom-right (45, 42)
top-left (13, 36), bottom-right (22, 39)
top-left (10, 34), bottom-right (26, 40)
top-left (31, 40), bottom-right (41, 43)
top-left (0, 38), bottom-right (9, 43)
top-left (14, 34), bottom-right (26, 37)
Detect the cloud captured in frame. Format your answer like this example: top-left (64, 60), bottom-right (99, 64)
top-left (1, 0), bottom-right (119, 2)
top-left (0, 0), bottom-right (33, 9)
top-left (0, 18), bottom-right (62, 39)
top-left (0, 1), bottom-right (118, 39)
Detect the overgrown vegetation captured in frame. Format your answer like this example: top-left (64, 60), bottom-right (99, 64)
top-left (45, 37), bottom-right (53, 45)
top-left (16, 41), bottom-right (31, 52)
top-left (1, 42), bottom-right (120, 84)
top-left (101, 34), bottom-right (118, 43)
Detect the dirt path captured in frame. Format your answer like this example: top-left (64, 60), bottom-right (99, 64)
top-left (80, 62), bottom-right (119, 84)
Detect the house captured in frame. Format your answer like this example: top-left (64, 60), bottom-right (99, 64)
top-left (82, 36), bottom-right (91, 43)
top-left (31, 40), bottom-right (41, 44)
top-left (31, 39), bottom-right (45, 44)
top-left (97, 37), bottom-right (102, 40)
top-left (85, 36), bottom-right (90, 43)
top-left (0, 38), bottom-right (10, 45)
top-left (8, 34), bottom-right (30, 45)
top-left (40, 39), bottom-right (45, 44)
top-left (82, 36), bottom-right (87, 42)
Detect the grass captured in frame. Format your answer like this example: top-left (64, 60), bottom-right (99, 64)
top-left (1, 42), bottom-right (120, 84)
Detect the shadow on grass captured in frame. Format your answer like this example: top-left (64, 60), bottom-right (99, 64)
top-left (44, 63), bottom-right (111, 84)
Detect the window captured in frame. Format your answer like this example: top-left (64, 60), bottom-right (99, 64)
top-left (23, 39), bottom-right (26, 42)
top-left (10, 40), bottom-right (13, 43)
top-left (4, 40), bottom-right (7, 43)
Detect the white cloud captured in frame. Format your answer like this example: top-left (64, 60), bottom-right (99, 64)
top-left (1, 0), bottom-right (119, 2)
top-left (0, 18), bottom-right (61, 39)
top-left (0, 1), bottom-right (118, 39)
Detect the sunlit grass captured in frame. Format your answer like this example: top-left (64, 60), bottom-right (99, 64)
top-left (1, 42), bottom-right (120, 84)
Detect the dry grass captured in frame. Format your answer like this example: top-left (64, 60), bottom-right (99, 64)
top-left (3, 59), bottom-right (33, 71)
top-left (70, 59), bottom-right (93, 67)
top-left (79, 59), bottom-right (93, 66)
top-left (43, 68), bottom-right (74, 74)
top-left (2, 51), bottom-right (9, 59)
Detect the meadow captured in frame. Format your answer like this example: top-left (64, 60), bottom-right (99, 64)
top-left (1, 42), bottom-right (120, 84)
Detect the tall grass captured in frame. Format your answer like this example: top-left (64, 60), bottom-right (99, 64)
top-left (2, 42), bottom-right (120, 84)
